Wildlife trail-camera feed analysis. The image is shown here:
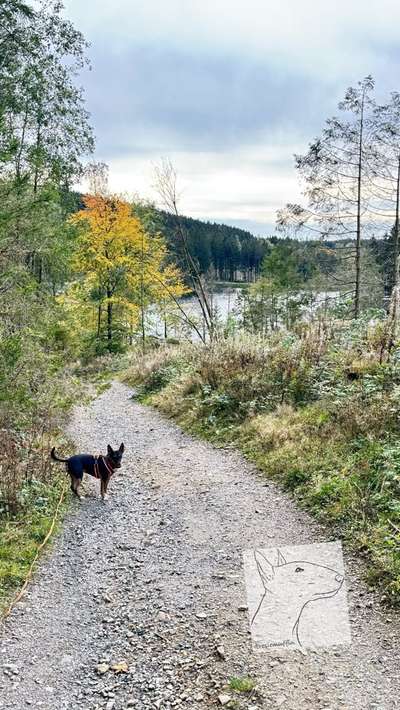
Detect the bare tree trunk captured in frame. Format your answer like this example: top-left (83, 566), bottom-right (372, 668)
top-left (394, 154), bottom-right (400, 290)
top-left (389, 153), bottom-right (400, 347)
top-left (140, 303), bottom-right (146, 352)
top-left (15, 103), bottom-right (29, 180)
top-left (107, 289), bottom-right (112, 344)
top-left (163, 304), bottom-right (168, 340)
top-left (33, 113), bottom-right (43, 195)
top-left (154, 160), bottom-right (214, 340)
top-left (31, 114), bottom-right (43, 284)
top-left (97, 303), bottom-right (102, 338)
top-left (174, 210), bottom-right (214, 335)
top-left (354, 90), bottom-right (366, 318)
top-left (140, 229), bottom-right (146, 351)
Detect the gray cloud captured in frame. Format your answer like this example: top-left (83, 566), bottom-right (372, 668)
top-left (65, 0), bottom-right (400, 233)
top-left (84, 45), bottom-right (341, 158)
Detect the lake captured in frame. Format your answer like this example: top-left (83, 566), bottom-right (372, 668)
top-left (146, 284), bottom-right (340, 341)
top-left (147, 284), bottom-right (244, 341)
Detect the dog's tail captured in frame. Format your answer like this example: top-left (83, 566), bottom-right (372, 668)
top-left (50, 447), bottom-right (68, 463)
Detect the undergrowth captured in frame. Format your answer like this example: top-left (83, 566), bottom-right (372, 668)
top-left (124, 317), bottom-right (400, 603)
top-left (0, 351), bottom-right (119, 614)
top-left (0, 470), bottom-right (69, 613)
top-left (0, 361), bottom-right (77, 613)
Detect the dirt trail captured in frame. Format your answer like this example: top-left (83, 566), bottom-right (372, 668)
top-left (0, 382), bottom-right (399, 710)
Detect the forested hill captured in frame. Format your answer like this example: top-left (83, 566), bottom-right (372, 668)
top-left (70, 195), bottom-right (269, 283)
top-left (159, 211), bottom-right (269, 282)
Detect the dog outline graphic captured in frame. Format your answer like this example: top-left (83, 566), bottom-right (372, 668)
top-left (251, 547), bottom-right (344, 648)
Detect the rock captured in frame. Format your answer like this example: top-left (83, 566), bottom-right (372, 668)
top-left (218, 694), bottom-right (232, 706)
top-left (216, 645), bottom-right (226, 660)
top-left (3, 664), bottom-right (19, 675)
top-left (96, 663), bottom-right (109, 675)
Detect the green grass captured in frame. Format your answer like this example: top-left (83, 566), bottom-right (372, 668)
top-left (228, 676), bottom-right (256, 693)
top-left (0, 474), bottom-right (70, 614)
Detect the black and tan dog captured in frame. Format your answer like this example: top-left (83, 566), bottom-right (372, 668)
top-left (51, 443), bottom-right (125, 501)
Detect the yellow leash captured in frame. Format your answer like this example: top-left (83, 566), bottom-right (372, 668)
top-left (2, 481), bottom-right (67, 622)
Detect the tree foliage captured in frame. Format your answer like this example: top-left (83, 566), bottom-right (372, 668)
top-left (160, 210), bottom-right (268, 282)
top-left (0, 0), bottom-right (94, 187)
top-left (0, 0), bottom-right (94, 517)
top-left (69, 195), bottom-right (188, 352)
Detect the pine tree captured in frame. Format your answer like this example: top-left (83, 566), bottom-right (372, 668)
top-left (278, 77), bottom-right (376, 317)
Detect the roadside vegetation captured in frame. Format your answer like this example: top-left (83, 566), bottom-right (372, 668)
top-left (124, 313), bottom-right (400, 603)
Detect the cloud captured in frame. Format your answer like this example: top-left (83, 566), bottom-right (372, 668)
top-left (64, 0), bottom-right (400, 233)
top-left (102, 142), bottom-right (303, 236)
top-left (84, 45), bottom-right (334, 155)
top-left (67, 0), bottom-right (400, 80)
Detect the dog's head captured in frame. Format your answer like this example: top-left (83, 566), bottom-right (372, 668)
top-left (107, 442), bottom-right (125, 469)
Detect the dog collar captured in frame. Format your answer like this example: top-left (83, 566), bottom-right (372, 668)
top-left (101, 456), bottom-right (115, 477)
top-left (93, 456), bottom-right (115, 479)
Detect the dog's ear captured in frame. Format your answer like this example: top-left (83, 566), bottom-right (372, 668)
top-left (276, 549), bottom-right (287, 567)
top-left (107, 444), bottom-right (113, 456)
top-left (119, 442), bottom-right (125, 453)
top-left (254, 549), bottom-right (275, 587)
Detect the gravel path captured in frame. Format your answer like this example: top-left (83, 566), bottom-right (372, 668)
top-left (0, 381), bottom-right (399, 710)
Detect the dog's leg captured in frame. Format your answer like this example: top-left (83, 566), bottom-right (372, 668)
top-left (101, 476), bottom-right (111, 502)
top-left (71, 476), bottom-right (82, 501)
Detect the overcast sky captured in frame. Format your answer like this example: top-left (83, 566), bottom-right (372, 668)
top-left (64, 0), bottom-right (400, 235)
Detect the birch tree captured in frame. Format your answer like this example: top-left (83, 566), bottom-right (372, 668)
top-left (153, 159), bottom-right (215, 341)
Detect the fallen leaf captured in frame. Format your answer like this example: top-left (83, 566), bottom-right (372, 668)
top-left (111, 661), bottom-right (129, 674)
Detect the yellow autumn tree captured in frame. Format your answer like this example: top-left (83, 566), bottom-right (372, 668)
top-left (69, 194), bottom-right (188, 352)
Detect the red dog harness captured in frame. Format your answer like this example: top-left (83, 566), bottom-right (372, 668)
top-left (93, 456), bottom-right (114, 479)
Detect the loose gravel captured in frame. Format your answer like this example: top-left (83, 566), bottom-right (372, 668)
top-left (0, 382), bottom-right (399, 709)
